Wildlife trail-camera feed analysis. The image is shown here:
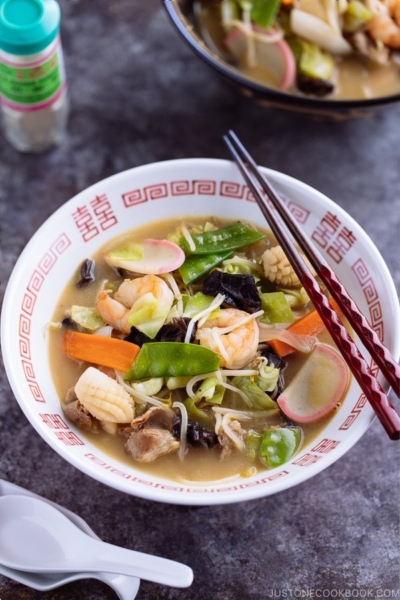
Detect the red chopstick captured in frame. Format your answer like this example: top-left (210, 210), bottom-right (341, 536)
top-left (224, 131), bottom-right (400, 440)
top-left (226, 130), bottom-right (400, 396)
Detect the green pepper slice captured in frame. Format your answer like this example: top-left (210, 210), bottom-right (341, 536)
top-left (260, 427), bottom-right (302, 468)
top-left (184, 398), bottom-right (215, 429)
top-left (125, 342), bottom-right (220, 380)
top-left (179, 250), bottom-right (233, 285)
top-left (259, 292), bottom-right (294, 324)
top-left (179, 222), bottom-right (265, 255)
top-left (183, 292), bottom-right (216, 318)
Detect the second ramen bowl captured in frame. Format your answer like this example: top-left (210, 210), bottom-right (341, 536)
top-left (163, 0), bottom-right (400, 119)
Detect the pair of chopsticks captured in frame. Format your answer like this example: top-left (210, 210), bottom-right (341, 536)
top-left (224, 130), bottom-right (400, 441)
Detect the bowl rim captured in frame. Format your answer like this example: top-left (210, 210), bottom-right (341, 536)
top-left (2, 157), bottom-right (399, 505)
top-left (163, 0), bottom-right (400, 111)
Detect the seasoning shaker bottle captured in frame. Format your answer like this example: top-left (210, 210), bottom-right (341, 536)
top-left (0, 0), bottom-right (68, 152)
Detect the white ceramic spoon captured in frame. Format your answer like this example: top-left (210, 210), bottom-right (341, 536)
top-left (0, 495), bottom-right (193, 588)
top-left (0, 479), bottom-right (140, 600)
top-left (0, 564), bottom-right (139, 600)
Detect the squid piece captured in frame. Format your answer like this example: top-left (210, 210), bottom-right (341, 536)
top-left (75, 367), bottom-right (134, 423)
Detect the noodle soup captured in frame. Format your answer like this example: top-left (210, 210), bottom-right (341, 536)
top-left (49, 216), bottom-right (350, 484)
top-left (192, 0), bottom-right (400, 101)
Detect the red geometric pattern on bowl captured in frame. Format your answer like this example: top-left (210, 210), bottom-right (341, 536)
top-left (310, 438), bottom-right (341, 454)
top-left (219, 181), bottom-right (311, 224)
top-left (121, 180), bottom-right (310, 230)
top-left (311, 210), bottom-right (357, 264)
top-left (40, 413), bottom-right (69, 430)
top-left (19, 336), bottom-right (31, 361)
top-left (351, 258), bottom-right (384, 341)
top-left (28, 382), bottom-right (46, 403)
top-left (220, 181), bottom-right (249, 199)
top-left (19, 315), bottom-right (31, 346)
top-left (280, 197), bottom-right (310, 225)
top-left (369, 301), bottom-right (383, 325)
top-left (21, 290), bottom-right (37, 316)
top-left (361, 278), bottom-right (379, 304)
top-left (21, 358), bottom-right (45, 403)
top-left (352, 256), bottom-right (370, 283)
top-left (18, 233), bottom-right (71, 406)
top-left (336, 258), bottom-right (384, 431)
top-left (290, 437), bottom-right (342, 469)
top-left (55, 431), bottom-right (85, 446)
top-left (170, 180), bottom-right (217, 196)
top-left (28, 270), bottom-right (45, 295)
top-left (85, 453), bottom-right (290, 493)
top-left (122, 183), bottom-right (169, 207)
top-left (38, 233), bottom-right (70, 273)
top-left (38, 412), bottom-right (84, 447)
top-left (339, 392), bottom-right (369, 431)
top-left (72, 195), bottom-right (119, 243)
top-left (292, 453), bottom-right (323, 467)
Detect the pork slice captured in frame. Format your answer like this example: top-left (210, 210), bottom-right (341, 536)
top-left (130, 406), bottom-right (173, 431)
top-left (62, 399), bottom-right (97, 432)
top-left (62, 387), bottom-right (98, 432)
top-left (64, 387), bottom-right (78, 405)
top-left (125, 428), bottom-right (180, 462)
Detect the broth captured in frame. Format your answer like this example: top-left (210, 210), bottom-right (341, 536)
top-left (50, 215), bottom-right (348, 484)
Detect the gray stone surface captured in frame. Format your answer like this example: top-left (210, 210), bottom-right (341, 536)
top-left (0, 1), bottom-right (399, 599)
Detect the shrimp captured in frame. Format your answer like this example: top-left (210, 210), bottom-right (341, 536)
top-left (96, 274), bottom-right (174, 334)
top-left (382, 0), bottom-right (400, 20)
top-left (195, 308), bottom-right (260, 370)
top-left (367, 0), bottom-right (400, 48)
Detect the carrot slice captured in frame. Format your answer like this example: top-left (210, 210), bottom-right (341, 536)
top-left (64, 331), bottom-right (140, 372)
top-left (268, 298), bottom-right (343, 357)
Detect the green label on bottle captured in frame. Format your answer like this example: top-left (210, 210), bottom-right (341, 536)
top-left (0, 52), bottom-right (62, 105)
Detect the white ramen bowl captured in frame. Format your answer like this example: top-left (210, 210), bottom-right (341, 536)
top-left (2, 158), bottom-right (399, 505)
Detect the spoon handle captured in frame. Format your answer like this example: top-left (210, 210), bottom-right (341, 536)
top-left (78, 538), bottom-right (193, 588)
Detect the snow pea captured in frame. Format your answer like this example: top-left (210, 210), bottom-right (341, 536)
top-left (260, 427), bottom-right (302, 468)
top-left (179, 222), bottom-right (265, 255)
top-left (125, 342), bottom-right (220, 380)
top-left (179, 250), bottom-right (233, 285)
